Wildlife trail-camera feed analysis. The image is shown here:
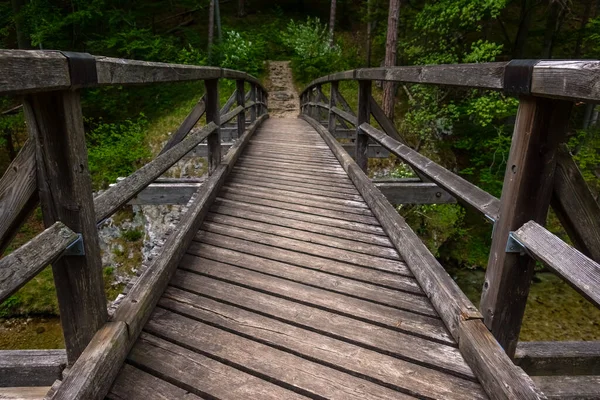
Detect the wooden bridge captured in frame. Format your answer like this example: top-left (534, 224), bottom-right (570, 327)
top-left (0, 51), bottom-right (599, 399)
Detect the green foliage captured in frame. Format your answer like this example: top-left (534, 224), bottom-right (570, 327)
top-left (121, 229), bottom-right (144, 242)
top-left (86, 115), bottom-right (151, 189)
top-left (212, 30), bottom-right (266, 76)
top-left (282, 17), bottom-right (343, 83)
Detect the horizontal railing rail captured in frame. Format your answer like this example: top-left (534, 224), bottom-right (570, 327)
top-left (0, 49), bottom-right (269, 382)
top-left (300, 59), bottom-right (600, 400)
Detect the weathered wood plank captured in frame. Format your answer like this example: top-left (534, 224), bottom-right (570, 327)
top-left (145, 308), bottom-right (418, 400)
top-left (0, 50), bottom-right (70, 94)
top-left (211, 198), bottom-right (393, 247)
top-left (108, 364), bottom-right (204, 400)
top-left (0, 350), bottom-right (66, 387)
top-left (302, 115), bottom-right (480, 339)
top-left (159, 287), bottom-right (483, 396)
top-left (125, 182), bottom-right (202, 205)
top-left (531, 60), bottom-right (600, 103)
top-left (126, 334), bottom-right (306, 400)
top-left (0, 140), bottom-right (38, 254)
top-left (331, 106), bottom-right (358, 126)
top-left (361, 123), bottom-right (500, 219)
top-left (481, 97), bottom-right (572, 357)
top-left (230, 168), bottom-right (360, 192)
top-left (515, 341), bottom-right (600, 376)
top-left (551, 144), bottom-right (600, 263)
top-left (24, 90), bottom-right (108, 364)
top-left (158, 95), bottom-right (205, 155)
top-left (94, 123), bottom-right (217, 222)
top-left (45, 322), bottom-right (129, 400)
top-left (458, 319), bottom-right (546, 400)
top-left (205, 79), bottom-right (221, 174)
top-left (531, 375), bottom-right (600, 399)
top-left (0, 222), bottom-right (78, 303)
top-left (220, 89), bottom-right (237, 115)
top-left (0, 386), bottom-right (51, 399)
top-left (376, 182), bottom-right (456, 204)
top-left (514, 221), bottom-right (600, 308)
top-left (342, 143), bottom-right (391, 159)
top-left (236, 80), bottom-right (245, 138)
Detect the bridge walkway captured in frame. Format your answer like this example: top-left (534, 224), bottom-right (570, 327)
top-left (107, 118), bottom-right (487, 400)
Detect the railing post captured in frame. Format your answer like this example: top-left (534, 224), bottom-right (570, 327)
top-left (329, 82), bottom-right (338, 136)
top-left (205, 78), bottom-right (221, 175)
top-left (480, 96), bottom-right (573, 358)
top-left (23, 90), bottom-right (107, 365)
top-left (355, 80), bottom-right (372, 173)
top-left (236, 80), bottom-right (245, 138)
top-left (250, 84), bottom-right (257, 122)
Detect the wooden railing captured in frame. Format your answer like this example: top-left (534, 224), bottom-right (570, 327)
top-left (300, 60), bottom-right (600, 396)
top-left (0, 49), bottom-right (268, 382)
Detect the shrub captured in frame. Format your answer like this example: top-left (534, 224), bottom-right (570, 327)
top-left (212, 30), bottom-right (265, 76)
top-left (281, 17), bottom-right (342, 83)
top-left (86, 115), bottom-right (151, 189)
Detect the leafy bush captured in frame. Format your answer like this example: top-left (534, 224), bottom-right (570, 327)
top-left (86, 115), bottom-right (151, 189)
top-left (281, 17), bottom-right (342, 83)
top-left (212, 30), bottom-right (266, 76)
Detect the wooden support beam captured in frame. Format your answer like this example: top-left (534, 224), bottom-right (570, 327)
top-left (24, 90), bottom-right (108, 364)
top-left (361, 123), bottom-right (500, 218)
top-left (531, 375), bottom-right (600, 399)
top-left (205, 79), bottom-right (220, 175)
top-left (236, 80), bottom-right (245, 138)
top-left (375, 182), bottom-right (456, 204)
top-left (158, 95), bottom-right (205, 155)
top-left (551, 144), bottom-right (600, 263)
top-left (331, 106), bottom-right (358, 126)
top-left (219, 90), bottom-right (237, 115)
top-left (94, 123), bottom-right (217, 222)
top-left (124, 182), bottom-right (202, 205)
top-left (47, 115), bottom-right (269, 400)
top-left (355, 80), bottom-right (371, 172)
top-left (515, 341), bottom-right (600, 376)
top-left (328, 82), bottom-right (337, 137)
top-left (0, 350), bottom-right (66, 387)
top-left (250, 84), bottom-right (257, 122)
top-left (480, 97), bottom-right (573, 358)
top-left (0, 222), bottom-right (78, 303)
top-left (0, 140), bottom-right (38, 254)
top-left (513, 221), bottom-right (600, 308)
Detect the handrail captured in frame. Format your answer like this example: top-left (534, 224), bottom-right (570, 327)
top-left (0, 49), bottom-right (269, 369)
top-left (301, 60), bottom-right (600, 103)
top-left (0, 50), bottom-right (268, 95)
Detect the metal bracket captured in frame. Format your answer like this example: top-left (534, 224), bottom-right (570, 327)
top-left (60, 51), bottom-right (98, 89)
top-left (63, 233), bottom-right (85, 257)
top-left (503, 60), bottom-right (540, 96)
top-left (505, 231), bottom-right (527, 255)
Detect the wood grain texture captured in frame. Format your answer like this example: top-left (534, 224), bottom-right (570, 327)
top-left (94, 123), bottom-right (217, 221)
top-left (158, 286), bottom-right (483, 396)
top-left (355, 80), bottom-right (371, 172)
top-left (531, 375), bottom-right (600, 399)
top-left (551, 144), bottom-right (600, 263)
top-left (0, 386), bottom-right (52, 399)
top-left (376, 182), bottom-right (456, 204)
top-left (515, 341), bottom-right (600, 376)
top-left (24, 90), bottom-right (108, 364)
top-left (481, 97), bottom-right (572, 357)
top-left (236, 80), bottom-right (245, 138)
top-left (45, 322), bottom-right (129, 400)
top-left (458, 319), bottom-right (546, 400)
top-left (108, 364), bottom-right (204, 400)
top-left (532, 60), bottom-right (600, 103)
top-left (361, 123), bottom-right (499, 219)
top-left (514, 220), bottom-right (600, 308)
top-left (205, 79), bottom-right (221, 175)
top-left (0, 350), bottom-right (66, 387)
top-left (0, 139), bottom-right (38, 254)
top-left (331, 106), bottom-right (358, 126)
top-left (0, 222), bottom-right (78, 303)
top-left (0, 50), bottom-right (70, 94)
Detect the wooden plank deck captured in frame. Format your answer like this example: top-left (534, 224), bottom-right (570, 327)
top-left (107, 118), bottom-right (488, 400)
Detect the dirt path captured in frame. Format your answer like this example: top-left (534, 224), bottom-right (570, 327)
top-left (265, 61), bottom-right (299, 118)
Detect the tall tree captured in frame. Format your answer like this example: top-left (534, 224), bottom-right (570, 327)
top-left (541, 0), bottom-right (566, 58)
top-left (10, 0), bottom-right (31, 49)
top-left (329, 0), bottom-right (337, 47)
top-left (382, 0), bottom-right (401, 119)
top-left (208, 0), bottom-right (215, 58)
top-left (366, 0), bottom-right (373, 67)
top-left (573, 0), bottom-right (595, 57)
top-left (238, 0), bottom-right (246, 17)
top-left (215, 0), bottom-right (222, 43)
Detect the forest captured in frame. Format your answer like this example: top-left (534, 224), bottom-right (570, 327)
top-left (1, 0), bottom-right (599, 346)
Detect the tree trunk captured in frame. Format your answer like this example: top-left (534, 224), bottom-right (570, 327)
top-left (541, 0), bottom-right (566, 58)
top-left (10, 0), bottom-right (31, 49)
top-left (573, 0), bottom-right (594, 58)
top-left (329, 0), bottom-right (337, 47)
top-left (208, 0), bottom-right (215, 58)
top-left (382, 0), bottom-right (401, 120)
top-left (215, 0), bottom-right (222, 44)
top-left (512, 0), bottom-right (534, 58)
top-left (238, 0), bottom-right (245, 17)
top-left (366, 0), bottom-right (373, 67)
